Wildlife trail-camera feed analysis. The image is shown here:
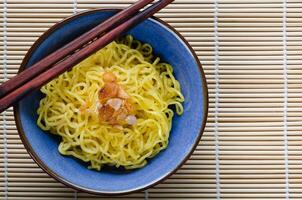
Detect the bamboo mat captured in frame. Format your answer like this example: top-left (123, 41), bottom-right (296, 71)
top-left (1, 0), bottom-right (302, 199)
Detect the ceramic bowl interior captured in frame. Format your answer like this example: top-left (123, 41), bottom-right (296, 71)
top-left (15, 9), bottom-right (208, 194)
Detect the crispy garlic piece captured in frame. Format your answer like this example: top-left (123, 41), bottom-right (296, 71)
top-left (98, 72), bottom-right (136, 126)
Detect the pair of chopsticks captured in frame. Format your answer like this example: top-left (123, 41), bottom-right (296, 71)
top-left (0, 0), bottom-right (174, 113)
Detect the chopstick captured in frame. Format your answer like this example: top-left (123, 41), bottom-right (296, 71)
top-left (0, 0), bottom-right (174, 113)
top-left (0, 0), bottom-right (155, 98)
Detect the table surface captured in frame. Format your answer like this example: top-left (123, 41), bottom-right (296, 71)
top-left (1, 0), bottom-right (302, 199)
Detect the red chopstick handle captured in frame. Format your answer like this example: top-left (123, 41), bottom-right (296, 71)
top-left (0, 0), bottom-right (154, 98)
top-left (0, 0), bottom-right (174, 113)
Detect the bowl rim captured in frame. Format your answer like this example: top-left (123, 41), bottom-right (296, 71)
top-left (14, 8), bottom-right (209, 195)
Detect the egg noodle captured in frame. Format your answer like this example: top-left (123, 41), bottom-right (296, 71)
top-left (37, 35), bottom-right (184, 170)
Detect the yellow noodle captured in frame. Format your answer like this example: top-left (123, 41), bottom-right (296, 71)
top-left (37, 35), bottom-right (184, 170)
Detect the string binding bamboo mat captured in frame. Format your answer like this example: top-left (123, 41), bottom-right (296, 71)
top-left (1, 0), bottom-right (302, 199)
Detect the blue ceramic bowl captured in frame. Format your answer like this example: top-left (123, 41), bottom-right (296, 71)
top-left (15, 9), bottom-right (208, 195)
